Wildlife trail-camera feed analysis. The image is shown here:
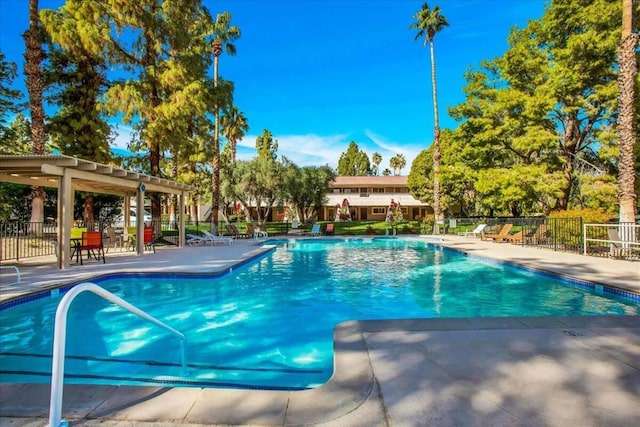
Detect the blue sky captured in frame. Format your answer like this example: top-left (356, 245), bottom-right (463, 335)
top-left (0, 0), bottom-right (546, 172)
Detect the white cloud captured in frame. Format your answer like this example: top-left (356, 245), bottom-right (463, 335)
top-left (111, 125), bottom-right (134, 150)
top-left (107, 126), bottom-right (426, 174)
top-left (363, 130), bottom-right (426, 173)
top-left (236, 133), bottom-right (351, 168)
top-left (235, 131), bottom-right (427, 174)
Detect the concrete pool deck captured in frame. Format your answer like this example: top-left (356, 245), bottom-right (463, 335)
top-left (1, 236), bottom-right (639, 426)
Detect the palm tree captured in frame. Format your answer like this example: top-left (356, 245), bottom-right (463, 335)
top-left (221, 105), bottom-right (249, 163)
top-left (396, 153), bottom-right (407, 175)
top-left (410, 2), bottom-right (448, 233)
top-left (211, 11), bottom-right (240, 232)
top-left (389, 155), bottom-right (400, 176)
top-left (371, 152), bottom-right (382, 175)
top-left (24, 0), bottom-right (46, 226)
top-left (617, 0), bottom-right (638, 226)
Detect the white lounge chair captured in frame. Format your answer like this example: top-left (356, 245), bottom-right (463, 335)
top-left (458, 223), bottom-right (487, 238)
top-left (186, 233), bottom-right (206, 246)
top-left (202, 230), bottom-right (234, 245)
top-left (607, 228), bottom-right (640, 258)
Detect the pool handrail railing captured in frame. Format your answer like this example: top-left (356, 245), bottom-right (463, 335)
top-left (48, 282), bottom-right (187, 427)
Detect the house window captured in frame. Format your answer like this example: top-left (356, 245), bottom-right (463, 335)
top-left (344, 188), bottom-right (358, 193)
top-left (372, 188), bottom-right (385, 193)
top-left (372, 207), bottom-right (386, 214)
top-left (401, 207), bottom-right (408, 214)
top-left (332, 188), bottom-right (341, 194)
top-left (395, 187), bottom-right (408, 193)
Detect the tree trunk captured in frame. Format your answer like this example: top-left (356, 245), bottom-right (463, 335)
top-left (25, 0), bottom-right (45, 225)
top-left (430, 39), bottom-right (442, 233)
top-left (617, 0), bottom-right (638, 224)
top-left (211, 54), bottom-right (221, 232)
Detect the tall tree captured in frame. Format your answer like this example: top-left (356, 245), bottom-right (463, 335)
top-left (221, 105), bottom-right (248, 163)
top-left (102, 0), bottom-right (217, 228)
top-left (1, 114), bottom-right (31, 155)
top-left (284, 164), bottom-right (336, 223)
top-left (24, 0), bottom-right (46, 225)
top-left (0, 51), bottom-right (22, 136)
top-left (371, 152), bottom-right (382, 175)
top-left (337, 141), bottom-right (371, 176)
top-left (228, 157), bottom-right (285, 226)
top-left (41, 0), bottom-right (114, 228)
top-left (255, 129), bottom-right (278, 160)
top-left (396, 153), bottom-right (407, 175)
top-left (617, 0), bottom-right (638, 225)
top-left (389, 154), bottom-right (400, 176)
top-left (450, 0), bottom-right (623, 215)
top-left (410, 2), bottom-right (448, 233)
top-left (210, 11), bottom-right (240, 232)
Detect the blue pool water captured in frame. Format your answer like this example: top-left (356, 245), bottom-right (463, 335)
top-left (1, 238), bottom-right (638, 390)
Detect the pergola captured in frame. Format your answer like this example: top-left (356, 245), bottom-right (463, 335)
top-left (0, 154), bottom-right (195, 269)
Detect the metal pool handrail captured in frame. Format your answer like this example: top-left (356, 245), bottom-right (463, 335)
top-left (0, 265), bottom-right (21, 285)
top-left (48, 282), bottom-right (187, 427)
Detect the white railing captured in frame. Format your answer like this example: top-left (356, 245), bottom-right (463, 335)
top-left (0, 265), bottom-right (21, 285)
top-left (48, 282), bottom-right (187, 427)
top-left (583, 223), bottom-right (640, 257)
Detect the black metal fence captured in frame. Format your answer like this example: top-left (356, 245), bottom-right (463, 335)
top-left (1, 221), bottom-right (58, 262)
top-left (2, 217), bottom-right (636, 263)
top-left (0, 219), bottom-right (294, 262)
top-left (483, 217), bottom-right (585, 254)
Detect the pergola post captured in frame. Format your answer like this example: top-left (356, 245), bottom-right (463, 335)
top-left (136, 185), bottom-right (145, 255)
top-left (57, 169), bottom-right (73, 269)
top-left (179, 191), bottom-right (186, 247)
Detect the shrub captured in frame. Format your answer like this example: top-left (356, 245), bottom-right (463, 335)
top-left (549, 208), bottom-right (614, 223)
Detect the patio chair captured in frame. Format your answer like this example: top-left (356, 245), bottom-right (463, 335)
top-left (324, 223), bottom-right (335, 236)
top-left (288, 219), bottom-right (303, 235)
top-left (506, 230), bottom-right (529, 245)
top-left (186, 233), bottom-right (204, 246)
top-left (78, 231), bottom-right (105, 265)
top-left (246, 223), bottom-right (268, 239)
top-left (225, 223), bottom-right (250, 239)
top-left (607, 228), bottom-right (640, 258)
top-left (481, 223), bottom-right (513, 242)
top-left (143, 226), bottom-right (156, 253)
top-left (458, 223), bottom-right (487, 238)
top-left (104, 226), bottom-right (123, 252)
top-left (305, 223), bottom-right (321, 236)
top-left (202, 230), bottom-right (234, 245)
top-left (526, 224), bottom-right (550, 245)
top-left (70, 227), bottom-right (87, 259)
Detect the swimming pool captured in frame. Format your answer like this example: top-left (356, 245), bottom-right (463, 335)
top-left (1, 238), bottom-right (638, 390)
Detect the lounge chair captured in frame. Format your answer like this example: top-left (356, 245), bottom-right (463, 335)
top-left (288, 219), bottom-right (303, 235)
top-left (458, 223), bottom-right (487, 238)
top-left (607, 228), bottom-right (640, 258)
top-left (246, 223), bottom-right (268, 239)
top-left (325, 223), bottom-right (335, 236)
top-left (506, 230), bottom-right (525, 244)
top-left (225, 223), bottom-right (250, 239)
top-left (305, 224), bottom-right (321, 236)
top-left (527, 224), bottom-right (549, 245)
top-left (202, 230), bottom-right (234, 245)
top-left (481, 223), bottom-right (513, 242)
top-left (186, 233), bottom-right (205, 246)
